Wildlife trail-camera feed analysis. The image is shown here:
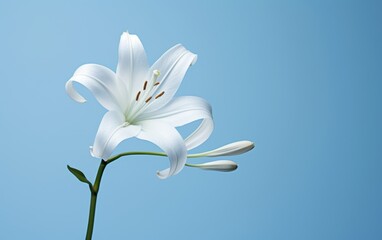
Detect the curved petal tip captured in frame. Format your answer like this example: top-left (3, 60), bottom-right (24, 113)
top-left (89, 146), bottom-right (98, 158)
top-left (191, 54), bottom-right (198, 65)
top-left (65, 80), bottom-right (87, 103)
top-left (156, 168), bottom-right (171, 179)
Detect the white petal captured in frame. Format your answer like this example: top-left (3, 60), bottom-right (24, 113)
top-left (138, 96), bottom-right (213, 150)
top-left (187, 160), bottom-right (238, 172)
top-left (66, 64), bottom-right (127, 111)
top-left (190, 141), bottom-right (255, 157)
top-left (136, 120), bottom-right (187, 179)
top-left (185, 118), bottom-right (214, 150)
top-left (91, 111), bottom-right (141, 159)
top-left (144, 45), bottom-right (197, 112)
top-left (116, 32), bottom-right (149, 103)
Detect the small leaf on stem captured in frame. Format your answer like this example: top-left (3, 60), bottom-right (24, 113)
top-left (67, 165), bottom-right (91, 185)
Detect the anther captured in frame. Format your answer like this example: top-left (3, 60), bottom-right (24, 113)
top-left (155, 91), bottom-right (165, 99)
top-left (143, 81), bottom-right (148, 90)
top-left (145, 96), bottom-right (152, 103)
top-left (135, 91), bottom-right (141, 101)
top-left (154, 82), bottom-right (160, 86)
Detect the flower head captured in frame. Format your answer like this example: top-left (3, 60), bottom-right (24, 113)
top-left (66, 31), bottom-right (213, 179)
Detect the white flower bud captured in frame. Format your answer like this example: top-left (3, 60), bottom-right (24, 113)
top-left (189, 141), bottom-right (254, 158)
top-left (186, 160), bottom-right (238, 172)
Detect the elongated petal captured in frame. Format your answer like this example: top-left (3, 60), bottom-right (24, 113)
top-left (185, 118), bottom-right (214, 150)
top-left (116, 32), bottom-right (149, 103)
top-left (144, 45), bottom-right (197, 112)
top-left (136, 120), bottom-right (187, 179)
top-left (91, 111), bottom-right (141, 159)
top-left (187, 160), bottom-right (238, 172)
top-left (138, 96), bottom-right (213, 150)
top-left (189, 141), bottom-right (255, 157)
top-left (66, 64), bottom-right (127, 111)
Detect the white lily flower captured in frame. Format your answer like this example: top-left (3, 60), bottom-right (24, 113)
top-left (188, 141), bottom-right (254, 158)
top-left (66, 31), bottom-right (213, 179)
top-left (187, 160), bottom-right (238, 172)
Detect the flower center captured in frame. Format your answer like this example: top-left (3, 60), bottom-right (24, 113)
top-left (125, 70), bottom-right (165, 123)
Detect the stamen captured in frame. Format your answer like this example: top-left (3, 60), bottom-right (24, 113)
top-left (155, 91), bottom-right (165, 99)
top-left (145, 96), bottom-right (152, 103)
top-left (135, 91), bottom-right (141, 101)
top-left (154, 82), bottom-right (160, 86)
top-left (143, 81), bottom-right (148, 90)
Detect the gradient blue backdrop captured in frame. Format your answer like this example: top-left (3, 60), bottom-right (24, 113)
top-left (0, 0), bottom-right (381, 239)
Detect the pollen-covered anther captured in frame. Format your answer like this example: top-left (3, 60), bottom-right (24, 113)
top-left (135, 91), bottom-right (141, 101)
top-left (145, 96), bottom-right (152, 103)
top-left (155, 91), bottom-right (165, 99)
top-left (143, 81), bottom-right (148, 90)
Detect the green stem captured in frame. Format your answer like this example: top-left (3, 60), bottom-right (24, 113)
top-left (86, 192), bottom-right (97, 240)
top-left (107, 151), bottom-right (201, 164)
top-left (86, 159), bottom-right (107, 240)
top-left (84, 151), bottom-right (203, 239)
top-left (107, 151), bottom-right (167, 164)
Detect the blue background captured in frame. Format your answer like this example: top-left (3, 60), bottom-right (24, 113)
top-left (0, 0), bottom-right (381, 239)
